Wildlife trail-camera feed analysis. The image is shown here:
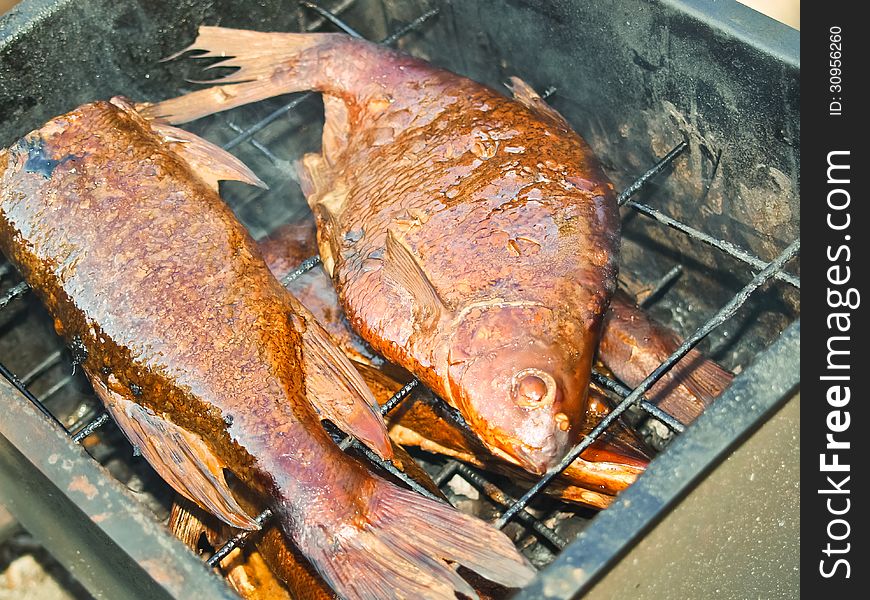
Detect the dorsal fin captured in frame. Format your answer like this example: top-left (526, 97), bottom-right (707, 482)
top-left (384, 229), bottom-right (446, 324)
top-left (505, 76), bottom-right (570, 130)
top-left (89, 376), bottom-right (259, 530)
top-left (149, 121), bottom-right (267, 191)
top-left (291, 302), bottom-right (394, 460)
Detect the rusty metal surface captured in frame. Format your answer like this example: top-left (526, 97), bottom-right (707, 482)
top-left (0, 379), bottom-right (238, 600)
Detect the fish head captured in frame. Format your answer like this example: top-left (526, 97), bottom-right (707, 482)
top-left (447, 303), bottom-right (597, 475)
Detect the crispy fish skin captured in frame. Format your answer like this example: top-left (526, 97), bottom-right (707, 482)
top-left (0, 98), bottom-right (534, 599)
top-left (146, 29), bottom-right (621, 475)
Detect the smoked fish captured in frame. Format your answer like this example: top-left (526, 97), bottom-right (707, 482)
top-left (0, 97), bottom-right (534, 599)
top-left (258, 219), bottom-right (650, 507)
top-left (145, 28), bottom-right (622, 475)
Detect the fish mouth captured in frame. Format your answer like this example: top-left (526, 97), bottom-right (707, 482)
top-left (488, 441), bottom-right (560, 476)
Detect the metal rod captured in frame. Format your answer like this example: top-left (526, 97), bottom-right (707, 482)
top-left (0, 360), bottom-right (68, 431)
top-left (432, 460), bottom-right (461, 486)
top-left (624, 198), bottom-right (800, 288)
top-left (206, 509), bottom-right (273, 569)
top-left (40, 374), bottom-right (75, 404)
top-left (71, 412), bottom-right (111, 444)
top-left (454, 463), bottom-right (567, 551)
top-left (299, 0), bottom-right (358, 33)
top-left (300, 2), bottom-right (365, 38)
top-left (222, 8), bottom-right (439, 151)
top-left (20, 349), bottom-right (64, 386)
top-left (613, 142), bottom-right (798, 288)
top-left (616, 142), bottom-right (688, 206)
top-left (347, 438), bottom-right (447, 504)
top-left (281, 255), bottom-right (322, 285)
top-left (225, 122), bottom-right (283, 164)
top-left (379, 378), bottom-right (419, 416)
top-left (495, 238), bottom-right (800, 528)
top-left (638, 264), bottom-right (683, 309)
top-left (591, 371), bottom-right (685, 433)
top-left (379, 7), bottom-right (440, 46)
top-left (0, 281), bottom-right (30, 311)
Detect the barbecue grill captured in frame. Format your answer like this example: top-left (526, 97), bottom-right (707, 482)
top-left (0, 1), bottom-right (799, 598)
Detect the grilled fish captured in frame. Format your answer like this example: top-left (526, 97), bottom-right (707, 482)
top-left (258, 217), bottom-right (733, 427)
top-left (258, 218), bottom-right (650, 507)
top-left (0, 97), bottom-right (534, 599)
top-left (145, 28), bottom-right (622, 475)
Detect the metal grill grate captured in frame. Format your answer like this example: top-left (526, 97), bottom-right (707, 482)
top-left (0, 0), bottom-right (800, 595)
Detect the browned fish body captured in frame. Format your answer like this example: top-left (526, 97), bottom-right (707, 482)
top-left (258, 213), bottom-right (732, 428)
top-left (169, 434), bottom-right (454, 600)
top-left (0, 98), bottom-right (534, 599)
top-left (146, 29), bottom-right (621, 475)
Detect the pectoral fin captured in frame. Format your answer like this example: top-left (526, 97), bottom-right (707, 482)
top-left (150, 121), bottom-right (267, 191)
top-left (384, 229), bottom-right (446, 324)
top-left (505, 76), bottom-right (570, 130)
top-left (294, 306), bottom-right (394, 460)
top-left (90, 377), bottom-right (259, 530)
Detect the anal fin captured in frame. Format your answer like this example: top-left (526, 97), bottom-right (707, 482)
top-left (89, 376), bottom-right (259, 530)
top-left (292, 304), bottom-right (394, 460)
top-left (150, 121), bottom-right (267, 191)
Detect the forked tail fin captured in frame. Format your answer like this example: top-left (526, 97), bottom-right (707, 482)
top-left (293, 479), bottom-right (535, 600)
top-left (140, 27), bottom-right (347, 124)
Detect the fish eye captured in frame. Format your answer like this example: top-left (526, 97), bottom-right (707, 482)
top-left (518, 374), bottom-right (547, 403)
top-left (512, 368), bottom-right (557, 408)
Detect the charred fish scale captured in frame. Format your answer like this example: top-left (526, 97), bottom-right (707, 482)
top-left (144, 29), bottom-right (620, 475)
top-left (2, 97), bottom-right (535, 599)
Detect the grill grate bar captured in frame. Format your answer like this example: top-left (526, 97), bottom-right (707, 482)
top-left (637, 264), bottom-right (683, 309)
top-left (454, 463), bottom-right (568, 550)
top-left (0, 359), bottom-right (69, 431)
top-left (225, 121), bottom-right (283, 165)
top-left (206, 509), bottom-right (274, 569)
top-left (281, 255), bottom-right (323, 285)
top-left (40, 373), bottom-right (76, 404)
top-left (301, 1), bottom-right (365, 38)
top-left (20, 349), bottom-right (64, 386)
top-left (71, 412), bottom-right (111, 443)
top-left (616, 141), bottom-right (688, 206)
top-left (378, 378), bottom-right (420, 415)
top-left (0, 281), bottom-right (29, 310)
top-left (300, 0), bottom-right (358, 33)
top-left (590, 370), bottom-right (685, 434)
top-left (432, 461), bottom-right (461, 486)
top-left (624, 197), bottom-right (800, 288)
top-left (494, 237), bottom-right (800, 528)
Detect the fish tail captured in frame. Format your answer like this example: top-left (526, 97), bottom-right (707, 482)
top-left (140, 27), bottom-right (348, 124)
top-left (292, 479), bottom-right (535, 600)
top-left (601, 291), bottom-right (734, 424)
